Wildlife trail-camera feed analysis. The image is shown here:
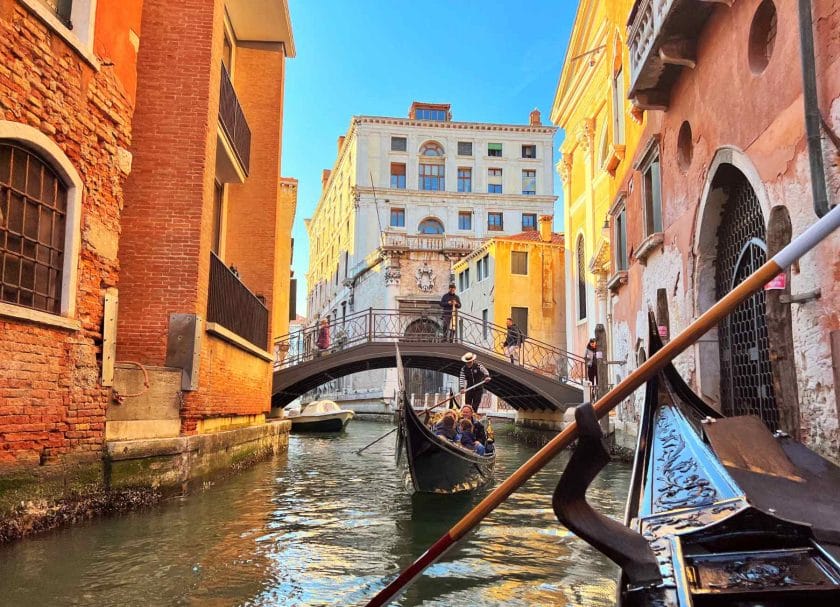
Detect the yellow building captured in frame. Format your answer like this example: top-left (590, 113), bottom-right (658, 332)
top-left (550, 0), bottom-right (646, 359)
top-left (453, 216), bottom-right (566, 356)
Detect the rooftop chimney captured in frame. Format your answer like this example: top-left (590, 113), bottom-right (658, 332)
top-left (321, 169), bottom-right (331, 191)
top-left (529, 108), bottom-right (542, 126)
top-left (538, 215), bottom-right (553, 243)
top-left (337, 135), bottom-right (345, 155)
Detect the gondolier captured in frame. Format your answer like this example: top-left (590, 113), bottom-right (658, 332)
top-left (459, 352), bottom-right (489, 410)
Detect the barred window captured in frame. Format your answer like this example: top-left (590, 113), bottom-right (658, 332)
top-left (0, 144), bottom-right (67, 314)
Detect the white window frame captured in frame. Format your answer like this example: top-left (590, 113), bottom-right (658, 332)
top-left (18, 0), bottom-right (99, 68)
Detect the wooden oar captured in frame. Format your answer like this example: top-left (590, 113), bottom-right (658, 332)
top-left (365, 204), bottom-right (840, 606)
top-left (356, 379), bottom-right (489, 455)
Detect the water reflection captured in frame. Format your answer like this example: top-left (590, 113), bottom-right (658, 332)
top-left (0, 422), bottom-right (628, 606)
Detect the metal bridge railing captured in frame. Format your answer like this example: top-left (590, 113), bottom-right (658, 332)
top-left (273, 308), bottom-right (586, 386)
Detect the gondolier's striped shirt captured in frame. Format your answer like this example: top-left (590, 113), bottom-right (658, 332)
top-left (459, 362), bottom-right (489, 391)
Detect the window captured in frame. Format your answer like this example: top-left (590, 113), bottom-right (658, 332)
top-left (576, 236), bottom-right (587, 320)
top-left (642, 153), bottom-right (662, 235)
top-left (511, 251), bottom-right (528, 275)
top-left (477, 255), bottom-right (489, 280)
top-left (222, 26), bottom-right (234, 73)
top-left (419, 163), bottom-right (445, 191)
top-left (458, 211), bottom-right (472, 230)
top-left (614, 206), bottom-right (628, 271)
top-left (488, 212), bottom-right (503, 231)
top-left (457, 141), bottom-right (473, 156)
top-left (522, 169), bottom-right (536, 195)
top-left (420, 141), bottom-right (444, 157)
top-left (0, 143), bottom-right (67, 314)
top-left (391, 136), bottom-right (407, 152)
top-left (41, 0), bottom-right (73, 26)
top-left (390, 208), bottom-right (405, 227)
top-left (390, 163), bottom-right (406, 189)
top-left (212, 181), bottom-right (224, 254)
top-left (488, 143), bottom-right (503, 157)
top-left (457, 168), bottom-right (472, 193)
top-left (415, 108), bottom-right (447, 121)
top-left (612, 68), bottom-right (626, 145)
top-left (482, 309), bottom-right (488, 339)
top-left (522, 144), bottom-right (536, 159)
top-left (511, 307), bottom-right (528, 337)
top-left (488, 168), bottom-right (503, 194)
top-left (521, 213), bottom-right (537, 231)
top-left (459, 268), bottom-right (470, 291)
top-left (418, 217), bottom-right (444, 234)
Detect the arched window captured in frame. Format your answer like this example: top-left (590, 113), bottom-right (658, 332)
top-left (576, 235), bottom-right (587, 320)
top-left (418, 218), bottom-right (445, 235)
top-left (0, 143), bottom-right (68, 314)
top-left (419, 141), bottom-right (444, 157)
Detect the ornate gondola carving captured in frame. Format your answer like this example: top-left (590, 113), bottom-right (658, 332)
top-left (553, 402), bottom-right (662, 586)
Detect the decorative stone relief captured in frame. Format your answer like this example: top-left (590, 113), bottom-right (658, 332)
top-left (577, 118), bottom-right (595, 152)
top-left (414, 263), bottom-right (436, 293)
top-left (558, 152), bottom-right (573, 184)
top-left (384, 266), bottom-right (401, 287)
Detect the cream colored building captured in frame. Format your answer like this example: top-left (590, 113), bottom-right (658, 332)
top-left (304, 102), bottom-right (557, 409)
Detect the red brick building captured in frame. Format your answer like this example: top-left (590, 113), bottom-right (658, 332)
top-left (0, 0), bottom-right (142, 507)
top-left (116, 0), bottom-right (297, 437)
top-left (607, 0), bottom-right (839, 458)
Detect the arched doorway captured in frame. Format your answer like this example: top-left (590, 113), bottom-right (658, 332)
top-left (403, 318), bottom-right (445, 400)
top-left (713, 166), bottom-right (778, 429)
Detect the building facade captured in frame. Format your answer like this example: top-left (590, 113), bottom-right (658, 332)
top-left (610, 0), bottom-right (839, 459)
top-left (0, 0), bottom-right (142, 511)
top-left (304, 103), bottom-right (557, 408)
top-left (453, 216), bottom-right (566, 354)
top-left (551, 0), bottom-right (646, 368)
top-left (116, 0), bottom-right (296, 438)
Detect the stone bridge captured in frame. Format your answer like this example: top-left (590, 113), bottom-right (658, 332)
top-left (272, 309), bottom-right (585, 414)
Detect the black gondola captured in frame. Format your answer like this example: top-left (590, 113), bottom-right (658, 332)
top-left (395, 395), bottom-right (495, 494)
top-left (554, 319), bottom-right (840, 606)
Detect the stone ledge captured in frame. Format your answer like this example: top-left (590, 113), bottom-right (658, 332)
top-left (634, 231), bottom-right (664, 264)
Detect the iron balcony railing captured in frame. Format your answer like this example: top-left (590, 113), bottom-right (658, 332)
top-left (218, 64), bottom-right (251, 175)
top-left (208, 253), bottom-right (268, 350)
top-left (273, 307), bottom-right (587, 386)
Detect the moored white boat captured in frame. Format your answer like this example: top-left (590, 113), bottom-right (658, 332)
top-left (285, 400), bottom-right (354, 432)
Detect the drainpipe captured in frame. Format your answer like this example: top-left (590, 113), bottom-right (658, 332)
top-left (798, 0), bottom-right (831, 218)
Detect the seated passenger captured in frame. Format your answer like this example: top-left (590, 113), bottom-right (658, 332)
top-left (433, 412), bottom-right (457, 441)
top-left (456, 419), bottom-right (485, 456)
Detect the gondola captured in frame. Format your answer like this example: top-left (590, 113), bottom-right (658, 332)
top-left (553, 320), bottom-right (840, 607)
top-left (395, 395), bottom-right (495, 494)
top-left (392, 343), bottom-right (495, 494)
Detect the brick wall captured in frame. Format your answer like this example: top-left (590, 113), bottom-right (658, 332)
top-left (0, 0), bottom-right (138, 470)
top-left (117, 0), bottom-right (222, 365)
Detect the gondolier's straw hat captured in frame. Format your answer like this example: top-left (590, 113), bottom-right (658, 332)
top-left (461, 352), bottom-right (477, 363)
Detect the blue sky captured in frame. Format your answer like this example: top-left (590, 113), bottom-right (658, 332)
top-left (282, 0), bottom-right (577, 315)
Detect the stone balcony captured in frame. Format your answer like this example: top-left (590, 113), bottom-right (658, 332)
top-left (380, 231), bottom-right (481, 254)
top-left (627, 0), bottom-right (733, 109)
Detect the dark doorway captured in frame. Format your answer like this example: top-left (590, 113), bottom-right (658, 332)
top-left (714, 166), bottom-right (778, 429)
top-left (403, 318), bottom-right (445, 400)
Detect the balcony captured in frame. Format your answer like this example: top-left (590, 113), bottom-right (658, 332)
top-left (381, 231), bottom-right (480, 254)
top-left (218, 64), bottom-right (251, 177)
top-left (207, 253), bottom-right (268, 351)
top-left (627, 0), bottom-right (729, 110)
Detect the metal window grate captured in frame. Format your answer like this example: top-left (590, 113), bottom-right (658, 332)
top-left (0, 144), bottom-right (66, 314)
top-left (715, 170), bottom-right (778, 429)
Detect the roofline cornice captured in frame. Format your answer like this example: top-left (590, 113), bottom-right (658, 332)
top-left (353, 115), bottom-right (557, 135)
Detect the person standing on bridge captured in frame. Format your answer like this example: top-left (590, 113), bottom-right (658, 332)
top-left (502, 317), bottom-right (524, 365)
top-left (459, 352), bottom-right (489, 412)
top-left (440, 283), bottom-right (461, 342)
top-left (315, 318), bottom-right (331, 357)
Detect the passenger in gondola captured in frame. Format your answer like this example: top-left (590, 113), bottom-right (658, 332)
top-left (460, 404), bottom-right (494, 454)
top-left (456, 419), bottom-right (485, 455)
top-left (433, 411), bottom-right (457, 441)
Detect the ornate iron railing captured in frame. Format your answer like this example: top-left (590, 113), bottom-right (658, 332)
top-left (273, 308), bottom-right (587, 386)
top-left (207, 253), bottom-right (268, 350)
top-left (218, 64), bottom-right (251, 175)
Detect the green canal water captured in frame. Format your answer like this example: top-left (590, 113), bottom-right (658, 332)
top-left (0, 421), bottom-right (631, 606)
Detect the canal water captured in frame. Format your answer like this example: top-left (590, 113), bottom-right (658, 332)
top-left (0, 421), bottom-right (631, 606)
